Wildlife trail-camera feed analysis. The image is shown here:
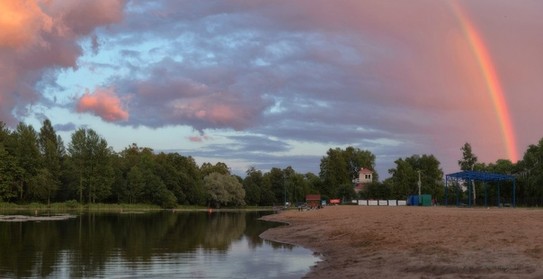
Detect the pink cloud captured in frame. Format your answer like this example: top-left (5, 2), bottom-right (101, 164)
top-left (0, 0), bottom-right (126, 125)
top-left (76, 88), bottom-right (129, 122)
top-left (0, 0), bottom-right (52, 49)
top-left (170, 96), bottom-right (256, 131)
top-left (188, 134), bottom-right (211, 142)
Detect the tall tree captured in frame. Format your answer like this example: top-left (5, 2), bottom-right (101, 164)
top-left (126, 165), bottom-right (145, 204)
top-left (319, 147), bottom-right (376, 198)
top-left (388, 158), bottom-right (417, 199)
top-left (344, 146), bottom-right (378, 181)
top-left (458, 142), bottom-right (480, 204)
top-left (515, 138), bottom-right (543, 205)
top-left (388, 154), bottom-right (444, 200)
top-left (12, 123), bottom-right (41, 201)
top-left (264, 167), bottom-right (285, 205)
top-left (67, 128), bottom-right (113, 203)
top-left (204, 172), bottom-right (245, 208)
top-left (243, 167), bottom-right (263, 206)
top-left (37, 119), bottom-right (64, 205)
top-left (459, 142), bottom-right (478, 171)
top-left (319, 148), bottom-right (348, 198)
top-left (0, 145), bottom-right (18, 201)
top-left (0, 122), bottom-right (10, 144)
top-left (0, 123), bottom-right (17, 201)
top-left (172, 154), bottom-right (203, 205)
top-left (201, 162), bottom-right (230, 177)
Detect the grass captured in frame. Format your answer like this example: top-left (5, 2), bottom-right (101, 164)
top-left (1, 202), bottom-right (165, 212)
top-left (0, 202), bottom-right (276, 212)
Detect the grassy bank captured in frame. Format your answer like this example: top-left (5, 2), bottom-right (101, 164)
top-left (0, 202), bottom-right (276, 212)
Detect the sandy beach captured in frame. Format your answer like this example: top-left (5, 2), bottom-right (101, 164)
top-left (260, 206), bottom-right (543, 278)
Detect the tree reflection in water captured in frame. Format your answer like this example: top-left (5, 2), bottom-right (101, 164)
top-left (0, 211), bottom-right (316, 278)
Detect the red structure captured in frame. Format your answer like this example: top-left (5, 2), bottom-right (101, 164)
top-left (305, 194), bottom-right (321, 208)
top-left (329, 199), bottom-right (341, 205)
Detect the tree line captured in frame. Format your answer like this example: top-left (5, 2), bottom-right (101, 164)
top-left (1, 120), bottom-right (543, 207)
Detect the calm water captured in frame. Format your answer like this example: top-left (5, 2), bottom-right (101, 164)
top-left (0, 211), bottom-right (319, 279)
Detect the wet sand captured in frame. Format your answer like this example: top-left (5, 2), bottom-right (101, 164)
top-left (260, 206), bottom-right (543, 278)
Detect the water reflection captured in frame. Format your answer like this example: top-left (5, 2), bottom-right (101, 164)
top-left (0, 211), bottom-right (317, 278)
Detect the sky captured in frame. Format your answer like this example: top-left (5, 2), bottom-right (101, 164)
top-left (1, 0), bottom-right (542, 179)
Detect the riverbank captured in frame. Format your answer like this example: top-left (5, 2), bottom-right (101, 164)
top-left (0, 202), bottom-right (274, 212)
top-left (259, 206), bottom-right (543, 278)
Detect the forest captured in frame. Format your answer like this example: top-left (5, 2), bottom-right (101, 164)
top-left (1, 119), bottom-right (543, 208)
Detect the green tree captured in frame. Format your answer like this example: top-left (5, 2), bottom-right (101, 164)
top-left (201, 162), bottom-right (230, 177)
top-left (31, 168), bottom-right (55, 204)
top-left (12, 122), bottom-right (41, 202)
top-left (288, 172), bottom-right (309, 204)
top-left (388, 154), bottom-right (444, 200)
top-left (304, 172), bottom-right (322, 196)
top-left (337, 183), bottom-right (356, 202)
top-left (0, 122), bottom-right (11, 145)
top-left (258, 172), bottom-right (276, 206)
top-left (344, 146), bottom-right (378, 181)
top-left (458, 143), bottom-right (485, 204)
top-left (487, 159), bottom-right (515, 174)
top-left (67, 128), bottom-right (113, 203)
top-left (319, 148), bottom-right (348, 198)
top-left (204, 172), bottom-right (246, 208)
top-left (37, 119), bottom-right (64, 205)
top-left (114, 144), bottom-right (150, 203)
top-left (319, 147), bottom-right (377, 198)
top-left (126, 165), bottom-right (145, 204)
top-left (458, 142), bottom-right (478, 171)
top-left (114, 145), bottom-right (189, 206)
top-left (517, 138), bottom-right (543, 205)
top-left (169, 154), bottom-right (203, 205)
top-left (388, 158), bottom-right (417, 199)
top-left (154, 153), bottom-right (186, 204)
top-left (364, 181), bottom-right (391, 200)
top-left (243, 167), bottom-right (263, 206)
top-left (264, 167), bottom-right (285, 205)
top-left (0, 145), bottom-right (18, 201)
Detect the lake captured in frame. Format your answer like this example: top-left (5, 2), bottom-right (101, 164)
top-left (0, 210), bottom-right (319, 278)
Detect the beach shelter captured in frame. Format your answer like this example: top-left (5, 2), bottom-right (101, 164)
top-left (445, 171), bottom-right (516, 207)
top-left (305, 194), bottom-right (321, 208)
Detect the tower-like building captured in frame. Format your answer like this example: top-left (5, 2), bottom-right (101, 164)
top-left (353, 168), bottom-right (373, 193)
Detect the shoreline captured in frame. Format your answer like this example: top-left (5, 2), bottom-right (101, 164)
top-left (260, 206), bottom-right (543, 278)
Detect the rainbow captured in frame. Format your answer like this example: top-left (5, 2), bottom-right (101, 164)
top-left (450, 1), bottom-right (519, 162)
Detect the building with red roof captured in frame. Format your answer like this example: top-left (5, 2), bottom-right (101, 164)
top-left (353, 168), bottom-right (373, 193)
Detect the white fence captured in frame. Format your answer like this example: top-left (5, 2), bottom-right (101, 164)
top-left (356, 200), bottom-right (407, 206)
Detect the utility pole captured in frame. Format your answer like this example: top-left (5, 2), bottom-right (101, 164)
top-left (417, 170), bottom-right (422, 206)
top-left (472, 165), bottom-right (476, 206)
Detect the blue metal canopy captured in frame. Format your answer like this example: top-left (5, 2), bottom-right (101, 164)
top-left (446, 171), bottom-right (515, 182)
top-left (445, 171), bottom-right (516, 207)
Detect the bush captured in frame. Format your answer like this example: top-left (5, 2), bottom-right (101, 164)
top-left (159, 190), bottom-right (177, 209)
top-left (65, 200), bottom-right (79, 209)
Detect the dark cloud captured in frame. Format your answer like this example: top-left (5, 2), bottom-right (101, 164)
top-left (54, 122), bottom-right (77, 132)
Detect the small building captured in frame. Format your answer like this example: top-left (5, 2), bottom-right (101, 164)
top-left (305, 194), bottom-right (321, 208)
top-left (353, 168), bottom-right (374, 193)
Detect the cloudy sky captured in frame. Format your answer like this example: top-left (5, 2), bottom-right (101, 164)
top-left (1, 0), bottom-right (542, 178)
